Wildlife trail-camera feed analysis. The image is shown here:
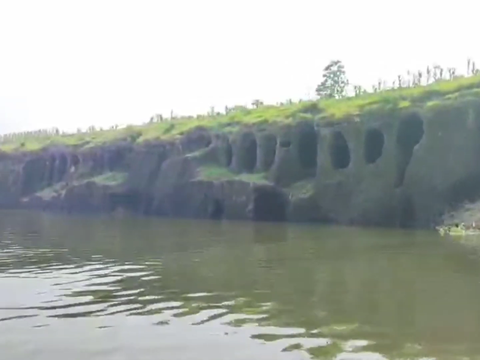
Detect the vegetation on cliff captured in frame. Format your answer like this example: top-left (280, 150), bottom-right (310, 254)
top-left (34, 171), bottom-right (128, 200)
top-left (196, 165), bottom-right (268, 183)
top-left (2, 59), bottom-right (480, 152)
top-left (441, 201), bottom-right (480, 229)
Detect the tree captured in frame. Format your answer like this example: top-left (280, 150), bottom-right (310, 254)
top-left (251, 99), bottom-right (264, 108)
top-left (315, 60), bottom-right (349, 99)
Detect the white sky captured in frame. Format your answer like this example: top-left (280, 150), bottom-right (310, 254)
top-left (0, 0), bottom-right (479, 134)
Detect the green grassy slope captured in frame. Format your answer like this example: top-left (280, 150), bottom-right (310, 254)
top-left (2, 74), bottom-right (480, 153)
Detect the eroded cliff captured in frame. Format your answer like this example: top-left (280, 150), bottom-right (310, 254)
top-left (3, 92), bottom-right (480, 228)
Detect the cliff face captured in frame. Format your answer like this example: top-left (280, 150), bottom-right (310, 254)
top-left (3, 96), bottom-right (480, 228)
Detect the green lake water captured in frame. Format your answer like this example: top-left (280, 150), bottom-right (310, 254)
top-left (1, 210), bottom-right (480, 360)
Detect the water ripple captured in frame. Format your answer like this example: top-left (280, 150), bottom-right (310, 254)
top-left (2, 215), bottom-right (480, 360)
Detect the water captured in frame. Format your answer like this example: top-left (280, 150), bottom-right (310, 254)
top-left (1, 211), bottom-right (480, 360)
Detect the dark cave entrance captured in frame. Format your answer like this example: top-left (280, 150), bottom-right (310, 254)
top-left (298, 124), bottom-right (318, 169)
top-left (239, 132), bottom-right (257, 172)
top-left (252, 186), bottom-right (287, 222)
top-left (398, 195), bottom-right (416, 228)
top-left (108, 191), bottom-right (143, 213)
top-left (204, 135), bottom-right (212, 148)
top-left (57, 154), bottom-right (68, 182)
top-left (279, 139), bottom-right (291, 148)
top-left (261, 133), bottom-right (277, 171)
top-left (444, 175), bottom-right (480, 209)
top-left (329, 130), bottom-right (351, 169)
top-left (71, 154), bottom-right (80, 170)
top-left (46, 155), bottom-right (56, 186)
top-left (394, 113), bottom-right (424, 188)
top-left (225, 140), bottom-right (233, 167)
top-left (364, 128), bottom-right (385, 164)
top-left (107, 150), bottom-right (126, 171)
top-left (209, 198), bottom-right (225, 220)
top-left (20, 158), bottom-right (48, 196)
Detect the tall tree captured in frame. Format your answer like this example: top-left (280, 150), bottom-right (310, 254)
top-left (315, 60), bottom-right (349, 99)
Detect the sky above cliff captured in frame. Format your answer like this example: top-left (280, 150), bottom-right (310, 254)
top-left (0, 0), bottom-right (479, 134)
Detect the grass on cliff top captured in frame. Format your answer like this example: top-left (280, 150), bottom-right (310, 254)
top-left (3, 74), bottom-right (480, 153)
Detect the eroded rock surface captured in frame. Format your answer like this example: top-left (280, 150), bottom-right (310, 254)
top-left (3, 98), bottom-right (480, 228)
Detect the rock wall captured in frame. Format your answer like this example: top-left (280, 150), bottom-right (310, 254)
top-left (3, 96), bottom-right (480, 228)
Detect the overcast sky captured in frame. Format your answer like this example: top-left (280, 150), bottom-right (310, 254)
top-left (0, 0), bottom-right (478, 134)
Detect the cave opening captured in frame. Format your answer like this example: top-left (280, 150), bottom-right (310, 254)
top-left (364, 128), bottom-right (385, 164)
top-left (398, 195), bottom-right (416, 228)
top-left (298, 124), bottom-right (318, 169)
top-left (46, 155), bottom-right (56, 186)
top-left (108, 191), bottom-right (143, 213)
top-left (261, 133), bottom-right (277, 171)
top-left (225, 140), bottom-right (233, 167)
top-left (252, 186), bottom-right (287, 222)
top-left (239, 132), bottom-right (257, 172)
top-left (204, 135), bottom-right (212, 148)
top-left (329, 131), bottom-right (351, 169)
top-left (279, 139), bottom-right (291, 148)
top-left (209, 198), bottom-right (225, 220)
top-left (394, 113), bottom-right (424, 188)
top-left (107, 150), bottom-right (126, 171)
top-left (71, 154), bottom-right (80, 170)
top-left (445, 175), bottom-right (480, 208)
top-left (57, 154), bottom-right (68, 182)
top-left (20, 157), bottom-right (48, 196)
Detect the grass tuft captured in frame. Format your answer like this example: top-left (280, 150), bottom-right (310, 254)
top-left (196, 166), bottom-right (269, 183)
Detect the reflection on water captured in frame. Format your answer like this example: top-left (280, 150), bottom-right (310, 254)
top-left (1, 211), bottom-right (480, 359)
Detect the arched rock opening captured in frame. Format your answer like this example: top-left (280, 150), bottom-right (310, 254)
top-left (20, 157), bottom-right (48, 196)
top-left (57, 153), bottom-right (68, 182)
top-left (258, 133), bottom-right (277, 171)
top-left (394, 113), bottom-right (424, 188)
top-left (364, 128), bottom-right (385, 164)
top-left (298, 124), bottom-right (318, 169)
top-left (71, 154), bottom-right (80, 170)
top-left (46, 155), bottom-right (56, 186)
top-left (329, 131), bottom-right (350, 169)
top-left (209, 198), bottom-right (224, 220)
top-left (107, 150), bottom-right (127, 171)
top-left (238, 132), bottom-right (257, 172)
top-left (252, 186), bottom-right (287, 222)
